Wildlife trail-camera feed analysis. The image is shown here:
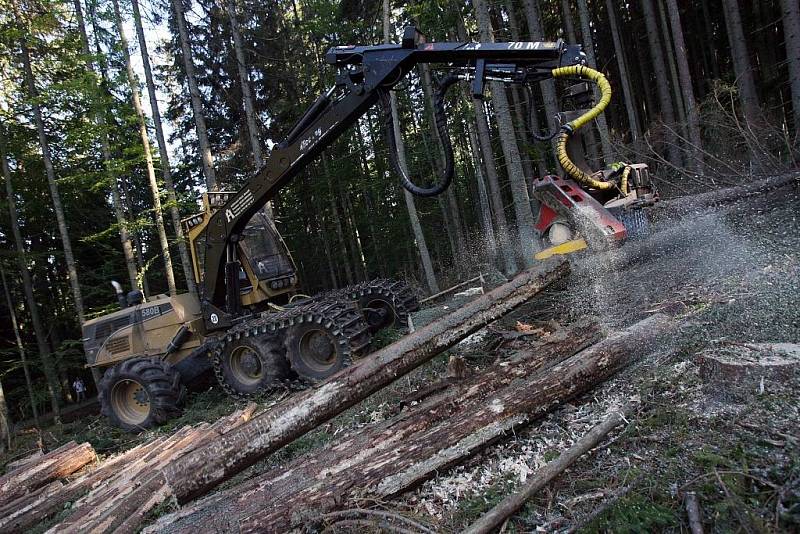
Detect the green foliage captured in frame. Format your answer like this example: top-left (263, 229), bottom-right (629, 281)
top-left (583, 494), bottom-right (677, 533)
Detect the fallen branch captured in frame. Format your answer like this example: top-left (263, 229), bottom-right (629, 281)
top-left (565, 475), bottom-right (642, 534)
top-left (464, 403), bottom-right (636, 534)
top-left (685, 491), bottom-right (704, 534)
top-left (51, 260), bottom-right (569, 534)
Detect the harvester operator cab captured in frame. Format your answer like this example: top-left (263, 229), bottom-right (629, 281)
top-left (183, 192), bottom-right (298, 310)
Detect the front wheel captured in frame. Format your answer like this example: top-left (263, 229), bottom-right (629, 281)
top-left (99, 357), bottom-right (184, 432)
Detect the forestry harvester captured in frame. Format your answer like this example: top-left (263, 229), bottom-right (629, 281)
top-left (82, 27), bottom-right (655, 431)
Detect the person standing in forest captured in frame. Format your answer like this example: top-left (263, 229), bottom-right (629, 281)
top-left (72, 378), bottom-right (86, 403)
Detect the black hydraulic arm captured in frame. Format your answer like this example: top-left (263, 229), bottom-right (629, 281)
top-left (200, 27), bottom-right (585, 328)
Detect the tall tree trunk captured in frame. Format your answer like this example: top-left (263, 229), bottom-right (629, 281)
top-left (19, 41), bottom-right (85, 326)
top-left (721, 0), bottom-right (760, 123)
top-left (130, 0), bottom-right (197, 296)
top-left (605, 0), bottom-right (641, 141)
top-left (641, 0), bottom-right (680, 165)
top-left (780, 0), bottom-right (800, 134)
top-left (0, 265), bottom-right (39, 429)
top-left (466, 120), bottom-right (498, 258)
top-left (0, 125), bottom-right (61, 422)
top-left (475, 0), bottom-right (538, 269)
top-left (454, 13), bottom-right (516, 272)
top-left (522, 0), bottom-right (560, 141)
top-left (76, 0), bottom-right (139, 294)
top-left (383, 0), bottom-right (439, 293)
top-left (170, 0), bottom-right (217, 189)
top-left (111, 0), bottom-right (177, 296)
top-left (322, 156), bottom-right (354, 286)
top-left (666, 0), bottom-right (704, 173)
top-left (576, 0), bottom-right (614, 164)
top-left (561, 0), bottom-right (578, 42)
top-left (656, 0), bottom-right (686, 125)
top-left (225, 0), bottom-right (262, 169)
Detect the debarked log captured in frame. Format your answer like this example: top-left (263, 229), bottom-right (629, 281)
top-left (53, 258), bottom-right (570, 534)
top-left (146, 313), bottom-right (674, 534)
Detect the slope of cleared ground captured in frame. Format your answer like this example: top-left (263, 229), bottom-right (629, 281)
top-left (2, 178), bottom-right (797, 533)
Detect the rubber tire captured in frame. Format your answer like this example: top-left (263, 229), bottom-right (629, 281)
top-left (284, 322), bottom-right (348, 381)
top-left (99, 357), bottom-right (184, 432)
top-left (217, 337), bottom-right (289, 397)
top-left (357, 280), bottom-right (419, 331)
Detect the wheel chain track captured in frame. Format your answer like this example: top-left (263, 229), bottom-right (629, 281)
top-left (211, 298), bottom-right (371, 397)
top-left (315, 278), bottom-right (420, 325)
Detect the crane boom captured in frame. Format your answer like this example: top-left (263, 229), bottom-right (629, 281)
top-left (200, 27), bottom-right (585, 329)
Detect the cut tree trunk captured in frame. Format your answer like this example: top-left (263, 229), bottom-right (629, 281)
top-left (146, 313), bottom-right (673, 533)
top-left (130, 0), bottom-right (197, 295)
top-left (111, 0), bottom-right (177, 295)
top-left (464, 402), bottom-right (636, 534)
top-left (0, 441), bottom-right (95, 508)
top-left (52, 259), bottom-right (569, 533)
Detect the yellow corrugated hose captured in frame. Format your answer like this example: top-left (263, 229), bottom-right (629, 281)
top-left (551, 65), bottom-right (614, 190)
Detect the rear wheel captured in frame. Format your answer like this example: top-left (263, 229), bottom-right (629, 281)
top-left (354, 279), bottom-right (419, 332)
top-left (99, 357), bottom-right (184, 432)
top-left (214, 336), bottom-right (289, 397)
top-left (284, 303), bottom-right (370, 382)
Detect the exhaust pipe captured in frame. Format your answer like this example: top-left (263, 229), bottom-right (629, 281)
top-left (111, 281), bottom-right (127, 309)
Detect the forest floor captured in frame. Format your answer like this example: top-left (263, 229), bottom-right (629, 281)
top-left (2, 177), bottom-right (799, 533)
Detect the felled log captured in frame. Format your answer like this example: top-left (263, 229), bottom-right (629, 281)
top-left (653, 172), bottom-right (798, 218)
top-left (1, 404), bottom-right (257, 534)
top-left (52, 259), bottom-right (569, 534)
top-left (464, 403), bottom-right (635, 534)
top-left (4, 450), bottom-right (43, 474)
top-left (146, 313), bottom-right (673, 533)
top-left (0, 441), bottom-right (95, 508)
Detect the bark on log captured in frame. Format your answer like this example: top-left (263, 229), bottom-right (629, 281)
top-left (0, 441), bottom-right (94, 507)
top-left (52, 260), bottom-right (568, 533)
top-left (146, 314), bottom-right (673, 533)
top-left (2, 404), bottom-right (256, 534)
top-left (464, 403), bottom-right (635, 534)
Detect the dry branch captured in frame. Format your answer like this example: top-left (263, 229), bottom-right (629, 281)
top-left (685, 491), bottom-right (704, 534)
top-left (464, 403), bottom-right (636, 534)
top-left (146, 313), bottom-right (674, 533)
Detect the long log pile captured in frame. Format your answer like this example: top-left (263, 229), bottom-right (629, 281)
top-left (7, 259), bottom-right (680, 533)
top-left (42, 259), bottom-right (568, 533)
top-left (0, 404), bottom-right (256, 534)
top-left (145, 313), bottom-right (674, 533)
top-left (0, 440), bottom-right (96, 524)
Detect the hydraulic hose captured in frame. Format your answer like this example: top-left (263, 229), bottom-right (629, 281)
top-left (551, 65), bottom-right (614, 190)
top-left (380, 74), bottom-right (457, 197)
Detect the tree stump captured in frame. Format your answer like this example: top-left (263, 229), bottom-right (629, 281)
top-left (697, 343), bottom-right (800, 398)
